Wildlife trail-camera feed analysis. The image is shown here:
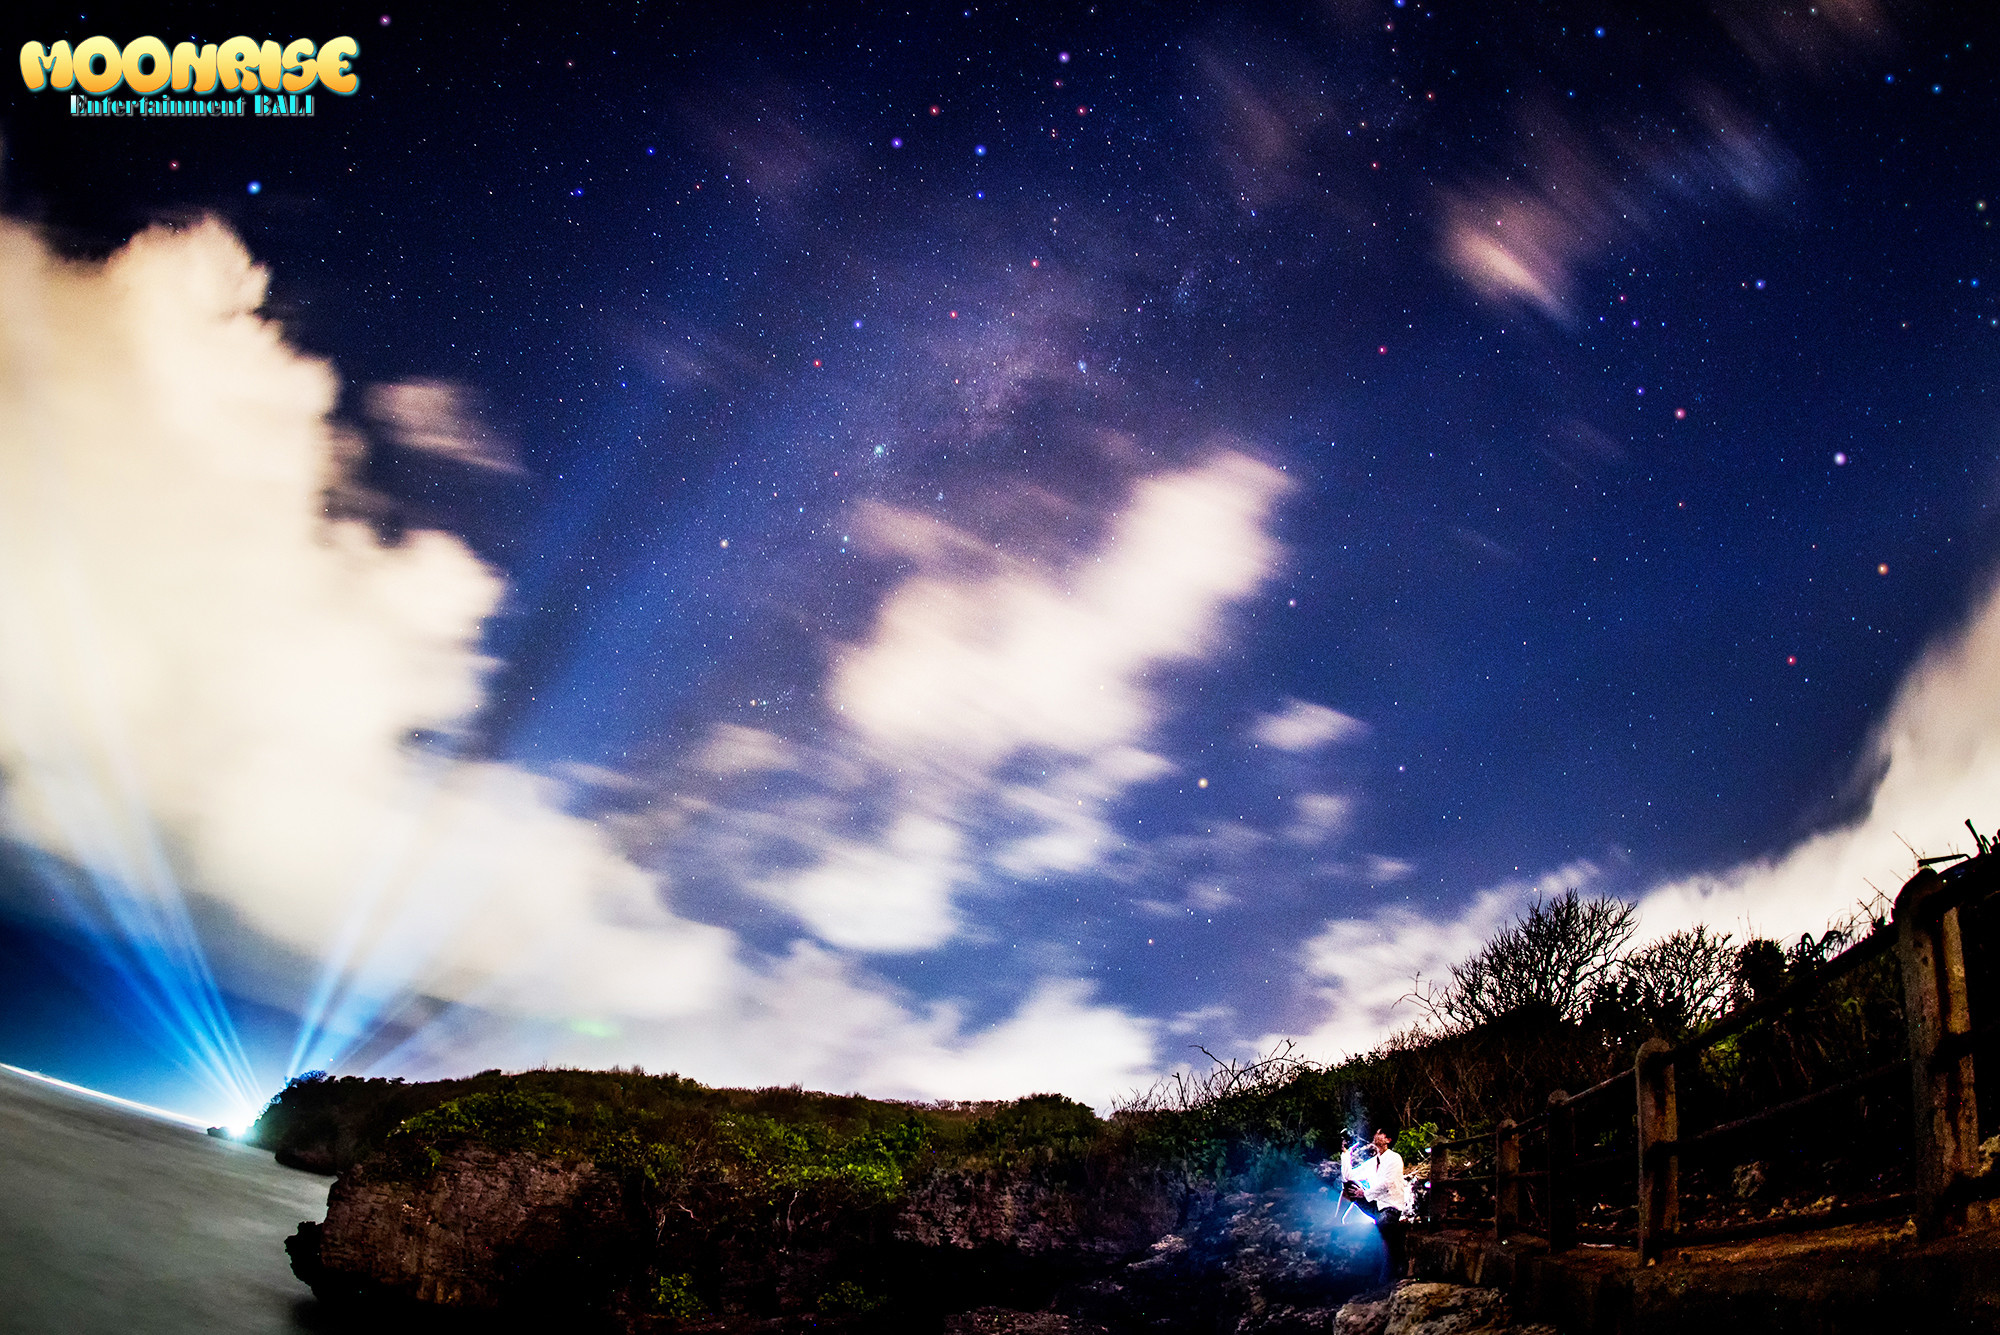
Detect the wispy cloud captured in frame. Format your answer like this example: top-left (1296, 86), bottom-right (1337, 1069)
top-left (994, 746), bottom-right (1175, 878)
top-left (1192, 42), bottom-right (1342, 213)
top-left (681, 80), bottom-right (853, 213)
top-left (365, 378), bottom-right (522, 473)
top-left (1252, 699), bottom-right (1368, 753)
top-left (1712, 0), bottom-right (1896, 78)
top-left (1284, 793), bottom-right (1354, 846)
top-left (690, 724), bottom-right (799, 778)
top-left (1439, 105), bottom-right (1639, 321)
top-left (1439, 93), bottom-right (1795, 321)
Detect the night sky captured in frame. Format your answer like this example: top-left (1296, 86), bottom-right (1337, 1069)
top-left (3, 0), bottom-right (1999, 1123)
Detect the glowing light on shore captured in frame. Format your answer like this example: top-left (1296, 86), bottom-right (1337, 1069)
top-left (6, 836), bottom-right (265, 1119)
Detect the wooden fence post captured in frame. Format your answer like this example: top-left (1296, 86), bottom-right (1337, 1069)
top-left (1895, 867), bottom-right (1981, 1236)
top-left (1428, 1140), bottom-right (1450, 1221)
top-left (1495, 1119), bottom-right (1520, 1237)
top-left (1636, 1038), bottom-right (1677, 1263)
top-left (1546, 1090), bottom-right (1576, 1253)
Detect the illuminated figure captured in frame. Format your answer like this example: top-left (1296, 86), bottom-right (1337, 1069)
top-left (1341, 1128), bottom-right (1412, 1221)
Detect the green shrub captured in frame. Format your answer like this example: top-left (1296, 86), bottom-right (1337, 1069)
top-left (1394, 1122), bottom-right (1437, 1163)
top-left (819, 1280), bottom-right (883, 1314)
top-left (652, 1272), bottom-right (706, 1321)
top-left (400, 1090), bottom-right (575, 1150)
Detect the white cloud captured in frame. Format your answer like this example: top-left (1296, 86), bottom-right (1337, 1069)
top-left (873, 979), bottom-right (1161, 1102)
top-left (0, 218), bottom-right (738, 1050)
top-left (691, 723), bottom-right (798, 778)
top-left (552, 760), bottom-right (646, 792)
top-left (1252, 699), bottom-right (1369, 752)
top-left (735, 452), bottom-right (1290, 948)
top-left (379, 947), bottom-right (1158, 1110)
top-left (1279, 566), bottom-right (2000, 1063)
top-left (1277, 862), bottom-right (1601, 1061)
top-left (0, 214), bottom-right (1165, 1110)
top-left (832, 453), bottom-right (1289, 771)
top-left (1188, 884), bottom-right (1237, 912)
top-left (1634, 570), bottom-right (2000, 945)
top-left (995, 746), bottom-right (1172, 878)
top-left (757, 812), bottom-right (967, 952)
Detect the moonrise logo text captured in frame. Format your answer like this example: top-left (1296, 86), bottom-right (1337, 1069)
top-left (19, 36), bottom-right (359, 117)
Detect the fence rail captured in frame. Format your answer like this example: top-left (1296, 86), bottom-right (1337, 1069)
top-left (1414, 851), bottom-right (1998, 1259)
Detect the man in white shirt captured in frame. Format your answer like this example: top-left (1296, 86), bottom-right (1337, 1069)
top-left (1341, 1128), bottom-right (1414, 1223)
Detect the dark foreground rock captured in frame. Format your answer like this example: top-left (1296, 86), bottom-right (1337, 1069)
top-left (1060, 1187), bottom-right (1388, 1335)
top-left (944, 1311), bottom-right (1108, 1335)
top-left (1406, 1220), bottom-right (2000, 1335)
top-left (897, 1156), bottom-right (1178, 1259)
top-left (949, 1277), bottom-right (1557, 1335)
top-left (1330, 1280), bottom-right (1555, 1335)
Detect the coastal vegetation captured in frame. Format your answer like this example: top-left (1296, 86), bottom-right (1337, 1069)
top-left (258, 888), bottom-right (1921, 1226)
top-left (257, 1068), bottom-right (1113, 1181)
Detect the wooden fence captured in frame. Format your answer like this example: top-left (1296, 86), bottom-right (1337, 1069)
top-left (1419, 849), bottom-right (1998, 1259)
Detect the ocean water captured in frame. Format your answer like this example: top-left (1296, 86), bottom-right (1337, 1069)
top-left (0, 1066), bottom-right (331, 1334)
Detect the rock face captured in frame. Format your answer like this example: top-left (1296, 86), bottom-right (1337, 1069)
top-left (291, 1145), bottom-right (1180, 1328)
top-left (1376, 1282), bottom-right (1509, 1335)
top-left (289, 1146), bottom-right (635, 1314)
top-left (291, 1153), bottom-right (1515, 1334)
top-left (944, 1310), bottom-right (1109, 1335)
top-left (1333, 1294), bottom-right (1393, 1335)
top-left (896, 1156), bottom-right (1179, 1257)
top-left (1060, 1187), bottom-right (1392, 1335)
top-left (1330, 1280), bottom-right (1556, 1335)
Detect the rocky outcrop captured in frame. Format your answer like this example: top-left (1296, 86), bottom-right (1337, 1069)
top-left (1057, 1187), bottom-right (1395, 1335)
top-left (945, 1310), bottom-right (1109, 1335)
top-left (1330, 1280), bottom-right (1555, 1335)
top-left (291, 1151), bottom-right (1449, 1333)
top-left (896, 1155), bottom-right (1178, 1257)
top-left (288, 1145), bottom-right (637, 1315)
top-left (1334, 1294), bottom-right (1393, 1335)
top-left (292, 1146), bottom-right (1182, 1328)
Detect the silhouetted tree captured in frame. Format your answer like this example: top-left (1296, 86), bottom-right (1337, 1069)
top-left (1432, 890), bottom-right (1638, 1029)
top-left (1732, 937), bottom-right (1789, 1007)
top-left (1591, 925), bottom-right (1737, 1036)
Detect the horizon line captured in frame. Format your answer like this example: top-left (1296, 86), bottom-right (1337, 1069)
top-left (0, 1062), bottom-right (217, 1130)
